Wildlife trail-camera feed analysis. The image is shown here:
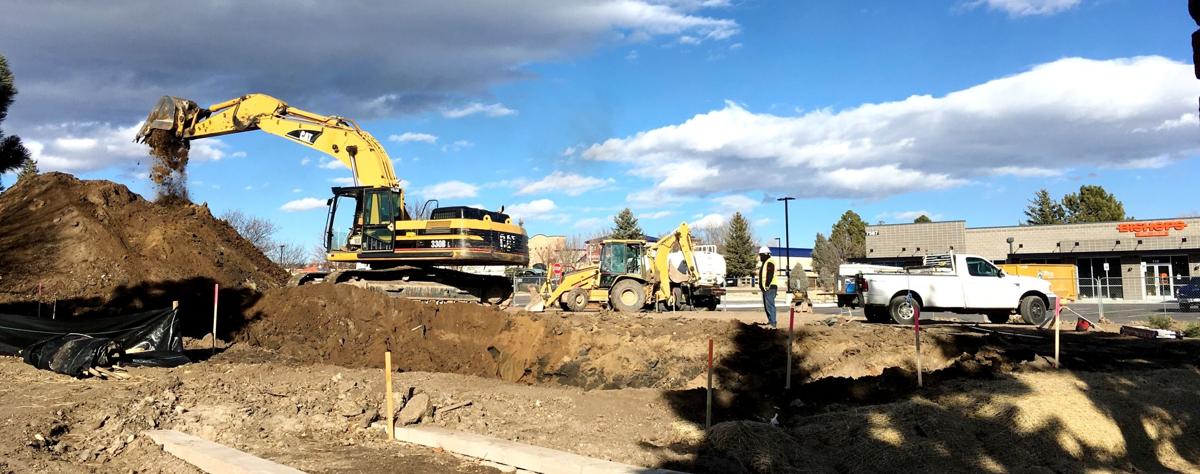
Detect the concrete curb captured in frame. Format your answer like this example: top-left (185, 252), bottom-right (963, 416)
top-left (143, 430), bottom-right (305, 474)
top-left (393, 426), bottom-right (683, 474)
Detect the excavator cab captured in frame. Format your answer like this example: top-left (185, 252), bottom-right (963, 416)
top-left (323, 185), bottom-right (529, 267)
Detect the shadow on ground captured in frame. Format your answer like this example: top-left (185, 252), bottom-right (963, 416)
top-left (653, 314), bottom-right (1200, 472)
top-left (0, 277), bottom-right (265, 340)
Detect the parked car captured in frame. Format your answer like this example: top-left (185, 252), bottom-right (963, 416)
top-left (850, 253), bottom-right (1058, 325)
top-left (1180, 277), bottom-right (1200, 312)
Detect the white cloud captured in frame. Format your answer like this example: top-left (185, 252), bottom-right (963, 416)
top-left (319, 157), bottom-right (345, 170)
top-left (291, 188), bottom-right (302, 193)
top-left (877, 210), bottom-right (941, 223)
top-left (752, 217), bottom-right (771, 227)
top-left (329, 177), bottom-right (356, 185)
top-left (641, 210), bottom-right (674, 219)
top-left (23, 121), bottom-right (226, 173)
top-left (989, 166), bottom-right (1064, 177)
top-left (442, 140), bottom-right (474, 152)
top-left (281, 197), bottom-right (327, 212)
top-left (584, 56), bottom-right (1200, 200)
top-left (691, 213), bottom-right (725, 229)
top-left (574, 216), bottom-right (606, 230)
top-left (713, 194), bottom-right (759, 213)
top-left (506, 199), bottom-right (558, 221)
top-left (625, 50), bottom-right (639, 61)
top-left (421, 180), bottom-right (479, 199)
top-left (562, 146), bottom-right (578, 157)
top-left (967, 0), bottom-right (1080, 17)
top-left (389, 132), bottom-right (438, 143)
top-left (517, 171), bottom-right (613, 196)
top-left (300, 157), bottom-right (312, 166)
top-left (231, 151), bottom-right (247, 158)
top-left (4, 2), bottom-right (738, 125)
top-left (442, 102), bottom-right (517, 119)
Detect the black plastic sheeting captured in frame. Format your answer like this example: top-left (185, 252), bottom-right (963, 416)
top-left (0, 308), bottom-right (189, 376)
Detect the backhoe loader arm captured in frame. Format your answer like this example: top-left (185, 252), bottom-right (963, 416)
top-left (135, 94), bottom-right (400, 189)
top-left (651, 222), bottom-right (700, 302)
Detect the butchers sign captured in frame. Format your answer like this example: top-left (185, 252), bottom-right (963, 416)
top-left (1116, 220), bottom-right (1188, 238)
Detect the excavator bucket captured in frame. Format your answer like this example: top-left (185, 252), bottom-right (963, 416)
top-left (134, 96), bottom-right (201, 143)
top-left (524, 283), bottom-right (547, 312)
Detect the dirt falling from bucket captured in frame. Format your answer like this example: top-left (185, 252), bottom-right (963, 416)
top-left (144, 128), bottom-right (190, 203)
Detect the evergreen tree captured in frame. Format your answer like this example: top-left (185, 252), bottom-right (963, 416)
top-left (0, 55), bottom-right (29, 174)
top-left (913, 214), bottom-right (933, 223)
top-left (1024, 189), bottom-right (1066, 225)
top-left (830, 210), bottom-right (867, 259)
top-left (723, 212), bottom-right (756, 278)
top-left (16, 157), bottom-right (36, 181)
top-left (1062, 185), bottom-right (1126, 223)
top-left (811, 233), bottom-right (836, 289)
top-left (610, 208), bottom-right (643, 240)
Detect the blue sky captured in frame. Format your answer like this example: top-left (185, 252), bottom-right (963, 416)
top-left (2, 0), bottom-right (1197, 250)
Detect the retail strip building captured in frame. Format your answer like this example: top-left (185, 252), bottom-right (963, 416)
top-left (863, 218), bottom-right (1200, 301)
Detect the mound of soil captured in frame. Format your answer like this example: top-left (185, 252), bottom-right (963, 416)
top-left (0, 172), bottom-right (287, 308)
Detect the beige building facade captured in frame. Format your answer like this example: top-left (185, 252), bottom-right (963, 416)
top-left (865, 217), bottom-right (1200, 301)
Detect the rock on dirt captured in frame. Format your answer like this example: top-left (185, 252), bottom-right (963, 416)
top-left (0, 172), bottom-right (287, 316)
top-left (397, 392), bottom-right (431, 426)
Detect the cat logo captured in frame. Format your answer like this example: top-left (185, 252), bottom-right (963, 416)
top-left (287, 129), bottom-right (322, 144)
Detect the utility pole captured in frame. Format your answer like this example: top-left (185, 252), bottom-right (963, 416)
top-left (279, 244), bottom-right (285, 266)
top-left (777, 196), bottom-right (795, 286)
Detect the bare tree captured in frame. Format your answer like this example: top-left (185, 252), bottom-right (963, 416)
top-left (272, 242), bottom-right (310, 269)
top-left (693, 220), bottom-right (731, 253)
top-left (221, 210), bottom-right (279, 255)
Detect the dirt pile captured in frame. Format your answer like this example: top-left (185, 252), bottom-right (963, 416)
top-left (234, 285), bottom-right (982, 391)
top-left (145, 128), bottom-right (190, 202)
top-left (0, 172), bottom-right (287, 311)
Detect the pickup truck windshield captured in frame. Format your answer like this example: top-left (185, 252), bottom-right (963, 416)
top-left (966, 257), bottom-right (1001, 277)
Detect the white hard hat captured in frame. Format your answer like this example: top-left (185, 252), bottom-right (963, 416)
top-left (759, 246), bottom-right (771, 255)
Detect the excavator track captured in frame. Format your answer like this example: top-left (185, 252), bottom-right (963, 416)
top-left (296, 266), bottom-right (514, 306)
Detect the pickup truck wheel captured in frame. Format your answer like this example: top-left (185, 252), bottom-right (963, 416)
top-left (1019, 296), bottom-right (1049, 325)
top-left (888, 295), bottom-right (920, 325)
top-left (563, 288), bottom-right (589, 312)
top-left (864, 305), bottom-right (889, 323)
top-left (986, 311), bottom-right (1011, 324)
top-left (609, 279), bottom-right (646, 313)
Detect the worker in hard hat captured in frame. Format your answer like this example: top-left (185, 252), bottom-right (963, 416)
top-left (758, 246), bottom-right (778, 328)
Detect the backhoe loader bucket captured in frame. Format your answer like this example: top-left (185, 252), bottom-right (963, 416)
top-left (135, 96), bottom-right (201, 143)
top-left (524, 283), bottom-right (547, 312)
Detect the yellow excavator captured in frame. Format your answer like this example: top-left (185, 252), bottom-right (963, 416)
top-left (135, 93), bottom-right (528, 304)
top-left (526, 223), bottom-right (723, 312)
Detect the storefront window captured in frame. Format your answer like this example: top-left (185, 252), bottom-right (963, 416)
top-left (1077, 257), bottom-right (1122, 299)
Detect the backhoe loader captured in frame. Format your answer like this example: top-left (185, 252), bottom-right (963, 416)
top-left (135, 94), bottom-right (528, 304)
top-left (526, 223), bottom-right (724, 312)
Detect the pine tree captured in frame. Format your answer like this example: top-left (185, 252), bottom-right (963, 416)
top-left (0, 54), bottom-right (30, 174)
top-left (913, 214), bottom-right (932, 223)
top-left (723, 212), bottom-right (756, 278)
top-left (1062, 185), bottom-right (1126, 223)
top-left (811, 233), bottom-right (836, 289)
top-left (830, 210), bottom-right (867, 259)
top-left (610, 208), bottom-right (643, 240)
top-left (1024, 189), bottom-right (1065, 225)
top-left (16, 157), bottom-right (36, 181)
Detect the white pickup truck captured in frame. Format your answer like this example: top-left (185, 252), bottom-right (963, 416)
top-left (843, 254), bottom-right (1057, 325)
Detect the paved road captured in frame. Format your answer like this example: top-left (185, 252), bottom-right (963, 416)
top-left (515, 290), bottom-right (1200, 326)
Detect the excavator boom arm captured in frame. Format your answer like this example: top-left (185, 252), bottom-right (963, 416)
top-left (135, 94), bottom-right (400, 189)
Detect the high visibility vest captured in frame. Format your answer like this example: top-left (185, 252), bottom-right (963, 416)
top-left (758, 257), bottom-right (777, 290)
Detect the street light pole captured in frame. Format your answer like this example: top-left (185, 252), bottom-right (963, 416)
top-left (777, 196), bottom-right (795, 286)
top-left (774, 237), bottom-right (781, 249)
top-left (279, 244), bottom-right (285, 266)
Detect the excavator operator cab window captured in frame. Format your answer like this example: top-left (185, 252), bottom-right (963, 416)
top-left (360, 189), bottom-right (399, 251)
